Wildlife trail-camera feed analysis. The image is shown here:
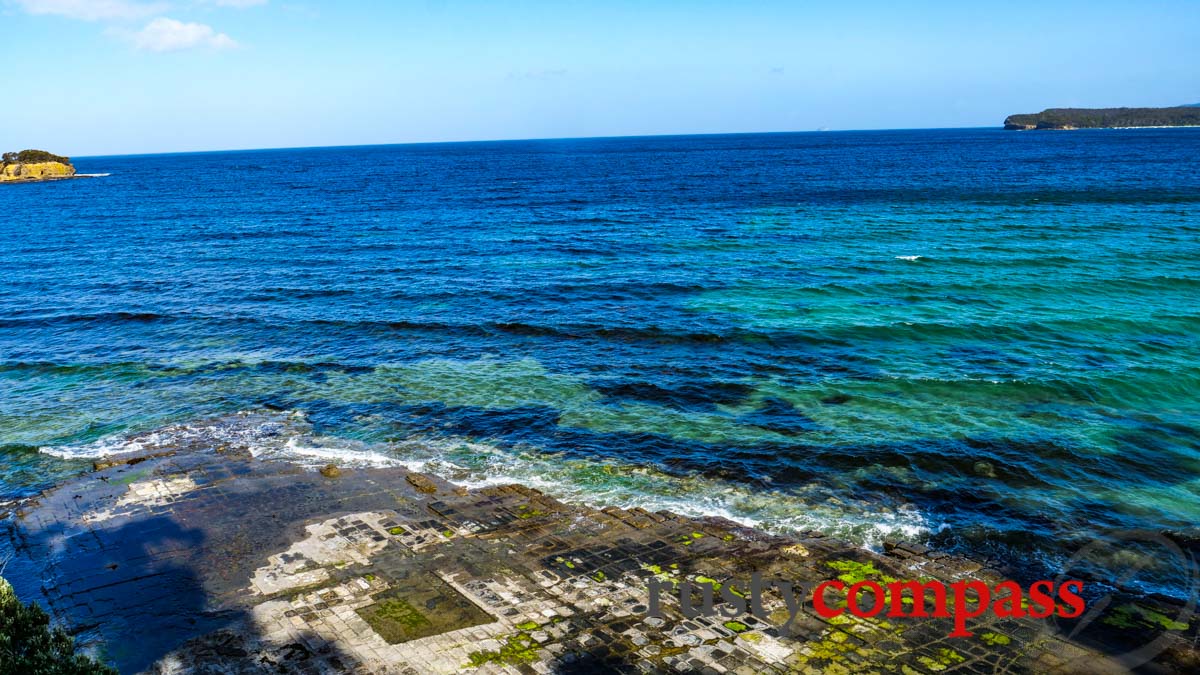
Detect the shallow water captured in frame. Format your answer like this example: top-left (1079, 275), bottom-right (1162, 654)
top-left (3, 129), bottom-right (1199, 593)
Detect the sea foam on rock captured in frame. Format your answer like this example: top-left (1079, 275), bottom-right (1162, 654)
top-left (11, 412), bottom-right (1196, 673)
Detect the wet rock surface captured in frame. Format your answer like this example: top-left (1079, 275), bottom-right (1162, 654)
top-left (4, 413), bottom-right (1197, 674)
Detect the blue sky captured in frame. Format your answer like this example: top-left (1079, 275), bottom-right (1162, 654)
top-left (2, 0), bottom-right (1198, 156)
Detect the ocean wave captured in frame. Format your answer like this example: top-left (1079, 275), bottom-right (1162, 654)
top-left (0, 311), bottom-right (171, 328)
top-left (260, 437), bottom-right (414, 469)
top-left (37, 411), bottom-right (937, 548)
top-left (269, 429), bottom-right (939, 547)
top-left (39, 411), bottom-right (304, 460)
top-left (40, 434), bottom-right (160, 459)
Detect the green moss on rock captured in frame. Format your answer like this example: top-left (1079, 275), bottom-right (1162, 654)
top-left (826, 559), bottom-right (897, 584)
top-left (466, 633), bottom-right (539, 667)
top-left (1103, 604), bottom-right (1189, 631)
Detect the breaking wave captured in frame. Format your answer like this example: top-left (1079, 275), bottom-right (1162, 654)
top-left (39, 411), bottom-right (938, 549)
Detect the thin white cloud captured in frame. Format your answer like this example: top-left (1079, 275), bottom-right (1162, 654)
top-left (13, 0), bottom-right (167, 21)
top-left (120, 17), bottom-right (237, 52)
top-left (200, 0), bottom-right (267, 6)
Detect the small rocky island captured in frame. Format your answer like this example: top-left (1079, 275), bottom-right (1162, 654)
top-left (1004, 106), bottom-right (1200, 130)
top-left (0, 149), bottom-right (77, 182)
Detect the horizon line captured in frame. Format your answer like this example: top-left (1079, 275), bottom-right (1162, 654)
top-left (71, 125), bottom-right (1003, 160)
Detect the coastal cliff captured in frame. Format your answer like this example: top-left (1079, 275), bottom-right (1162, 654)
top-left (1004, 106), bottom-right (1200, 130)
top-left (0, 149), bottom-right (76, 182)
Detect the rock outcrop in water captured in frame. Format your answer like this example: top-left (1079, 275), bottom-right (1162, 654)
top-left (0, 149), bottom-right (76, 182)
top-left (1003, 107), bottom-right (1200, 130)
top-left (3, 413), bottom-right (1198, 673)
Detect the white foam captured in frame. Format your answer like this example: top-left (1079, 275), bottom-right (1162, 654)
top-left (378, 435), bottom-right (939, 548)
top-left (262, 437), bottom-right (408, 469)
top-left (41, 435), bottom-right (152, 459)
top-left (895, 255), bottom-right (922, 261)
top-left (245, 425), bottom-right (940, 547)
top-left (40, 411), bottom-right (939, 548)
top-left (39, 411), bottom-right (303, 459)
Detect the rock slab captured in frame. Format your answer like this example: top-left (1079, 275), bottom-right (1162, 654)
top-left (4, 413), bottom-right (1197, 674)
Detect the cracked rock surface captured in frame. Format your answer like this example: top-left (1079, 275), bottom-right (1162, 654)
top-left (4, 413), bottom-right (1197, 674)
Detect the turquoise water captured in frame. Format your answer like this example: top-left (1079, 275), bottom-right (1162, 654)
top-left (2, 129), bottom-right (1198, 592)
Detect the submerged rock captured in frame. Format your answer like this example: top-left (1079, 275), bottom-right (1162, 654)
top-left (973, 461), bottom-right (997, 478)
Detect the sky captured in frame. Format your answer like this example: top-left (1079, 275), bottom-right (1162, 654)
top-left (2, 0), bottom-right (1198, 156)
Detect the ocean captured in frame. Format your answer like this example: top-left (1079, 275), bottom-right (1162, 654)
top-left (2, 128), bottom-right (1198, 596)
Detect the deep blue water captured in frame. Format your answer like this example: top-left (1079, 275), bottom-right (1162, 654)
top-left (2, 128), bottom-right (1199, 594)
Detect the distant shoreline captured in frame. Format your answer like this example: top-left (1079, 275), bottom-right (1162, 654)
top-left (0, 173), bottom-right (106, 185)
top-left (0, 175), bottom-right (79, 185)
top-left (1019, 124), bottom-right (1200, 131)
top-left (1106, 124), bottom-right (1200, 130)
top-left (1004, 106), bottom-right (1200, 130)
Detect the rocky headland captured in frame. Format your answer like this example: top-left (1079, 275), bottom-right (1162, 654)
top-left (0, 149), bottom-right (77, 182)
top-left (2, 412), bottom-right (1198, 673)
top-left (1003, 107), bottom-right (1200, 130)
